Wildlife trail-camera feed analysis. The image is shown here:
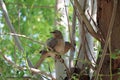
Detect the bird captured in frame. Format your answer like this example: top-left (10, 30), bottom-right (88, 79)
top-left (35, 30), bottom-right (73, 69)
top-left (46, 30), bottom-right (65, 54)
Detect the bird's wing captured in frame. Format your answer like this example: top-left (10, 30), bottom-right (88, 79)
top-left (46, 38), bottom-right (58, 50)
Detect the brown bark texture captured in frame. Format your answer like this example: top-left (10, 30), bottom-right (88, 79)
top-left (97, 0), bottom-right (120, 79)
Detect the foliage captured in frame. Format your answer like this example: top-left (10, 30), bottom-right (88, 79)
top-left (0, 0), bottom-right (100, 80)
top-left (0, 0), bottom-right (56, 79)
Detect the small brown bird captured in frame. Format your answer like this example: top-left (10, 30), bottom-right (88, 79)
top-left (47, 30), bottom-right (65, 54)
top-left (35, 30), bottom-right (73, 69)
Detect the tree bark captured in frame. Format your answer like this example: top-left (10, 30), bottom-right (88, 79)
top-left (97, 0), bottom-right (120, 79)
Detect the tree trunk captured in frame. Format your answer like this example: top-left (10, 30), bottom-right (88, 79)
top-left (55, 0), bottom-right (69, 79)
top-left (97, 0), bottom-right (120, 79)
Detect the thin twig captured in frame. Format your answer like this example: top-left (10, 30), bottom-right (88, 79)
top-left (85, 37), bottom-right (96, 64)
top-left (109, 37), bottom-right (112, 80)
top-left (87, 10), bottom-right (105, 43)
top-left (69, 4), bottom-right (76, 68)
top-left (60, 58), bottom-right (71, 79)
top-left (0, 32), bottom-right (45, 45)
top-left (82, 23), bottom-right (95, 70)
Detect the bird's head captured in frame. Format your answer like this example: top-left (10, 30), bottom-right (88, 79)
top-left (50, 30), bottom-right (63, 39)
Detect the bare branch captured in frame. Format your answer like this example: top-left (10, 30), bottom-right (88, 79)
top-left (0, 0), bottom-right (23, 51)
top-left (0, 32), bottom-right (45, 45)
top-left (69, 5), bottom-right (76, 68)
top-left (74, 0), bottom-right (101, 42)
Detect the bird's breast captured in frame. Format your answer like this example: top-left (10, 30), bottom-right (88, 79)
top-left (54, 39), bottom-right (65, 53)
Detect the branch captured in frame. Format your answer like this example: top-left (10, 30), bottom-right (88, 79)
top-left (0, 51), bottom-right (56, 80)
top-left (6, 77), bottom-right (31, 79)
top-left (0, 0), bottom-right (23, 51)
top-left (87, 10), bottom-right (105, 42)
top-left (94, 0), bottom-right (118, 80)
top-left (69, 5), bottom-right (76, 68)
top-left (35, 53), bottom-right (52, 69)
top-left (0, 0), bottom-right (34, 68)
top-left (0, 32), bottom-right (45, 45)
top-left (74, 0), bottom-right (101, 42)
